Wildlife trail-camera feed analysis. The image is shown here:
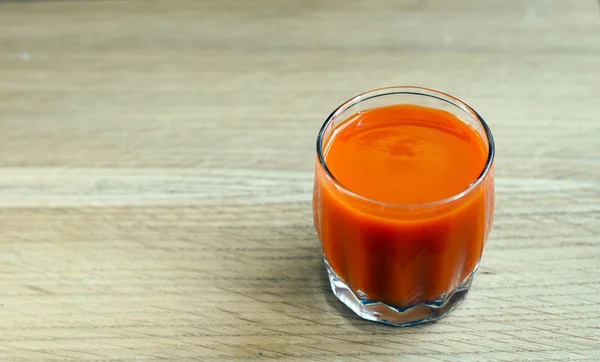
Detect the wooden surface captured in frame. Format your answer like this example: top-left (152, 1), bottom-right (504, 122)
top-left (1, 0), bottom-right (599, 360)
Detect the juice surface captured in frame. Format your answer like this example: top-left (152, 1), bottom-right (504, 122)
top-left (314, 104), bottom-right (494, 308)
top-left (325, 104), bottom-right (487, 205)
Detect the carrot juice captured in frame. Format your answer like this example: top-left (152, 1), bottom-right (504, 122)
top-left (313, 87), bottom-right (495, 326)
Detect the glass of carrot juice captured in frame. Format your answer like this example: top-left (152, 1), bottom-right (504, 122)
top-left (313, 86), bottom-right (495, 326)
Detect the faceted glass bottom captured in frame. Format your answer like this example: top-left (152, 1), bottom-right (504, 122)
top-left (325, 257), bottom-right (475, 326)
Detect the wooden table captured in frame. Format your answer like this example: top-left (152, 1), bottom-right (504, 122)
top-left (1, 0), bottom-right (599, 360)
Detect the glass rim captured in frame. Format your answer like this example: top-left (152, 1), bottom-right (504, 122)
top-left (316, 86), bottom-right (495, 209)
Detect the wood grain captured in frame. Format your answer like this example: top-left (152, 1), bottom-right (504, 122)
top-left (0, 0), bottom-right (599, 360)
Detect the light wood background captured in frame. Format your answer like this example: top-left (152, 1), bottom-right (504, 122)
top-left (1, 0), bottom-right (599, 361)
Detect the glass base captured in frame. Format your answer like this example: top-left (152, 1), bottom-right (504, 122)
top-left (325, 258), bottom-right (475, 326)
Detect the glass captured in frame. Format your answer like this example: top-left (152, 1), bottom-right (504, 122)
top-left (313, 86), bottom-right (495, 326)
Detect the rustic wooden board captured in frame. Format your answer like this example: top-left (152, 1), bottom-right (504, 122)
top-left (0, 0), bottom-right (599, 360)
